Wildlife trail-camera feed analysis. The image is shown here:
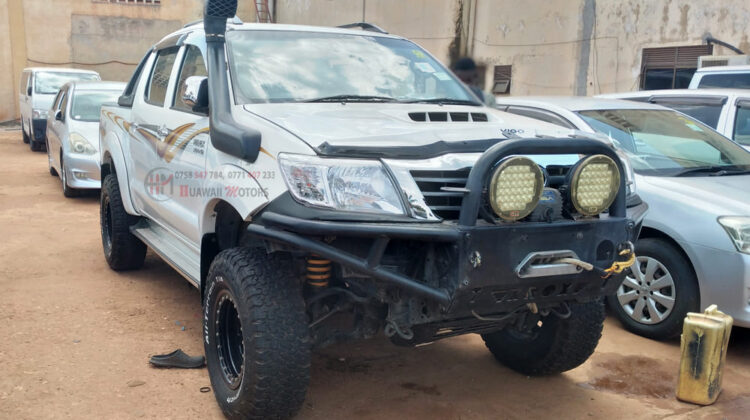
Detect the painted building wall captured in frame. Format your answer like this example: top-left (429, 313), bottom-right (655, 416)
top-left (1, 0), bottom-right (749, 122)
top-left (0, 0), bottom-right (257, 122)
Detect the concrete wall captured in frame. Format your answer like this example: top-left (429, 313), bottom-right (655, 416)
top-left (0, 0), bottom-right (258, 122)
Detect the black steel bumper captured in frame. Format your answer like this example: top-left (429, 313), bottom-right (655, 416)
top-left (32, 119), bottom-right (47, 141)
top-left (246, 138), bottom-right (645, 314)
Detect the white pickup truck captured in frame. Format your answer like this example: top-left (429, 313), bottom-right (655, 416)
top-left (99, 1), bottom-right (644, 418)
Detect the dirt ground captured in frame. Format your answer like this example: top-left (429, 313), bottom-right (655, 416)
top-left (1, 128), bottom-right (749, 420)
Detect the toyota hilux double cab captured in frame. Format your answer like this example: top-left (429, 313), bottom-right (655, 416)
top-left (99, 1), bottom-right (645, 418)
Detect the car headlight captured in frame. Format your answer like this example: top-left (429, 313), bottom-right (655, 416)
top-left (69, 133), bottom-right (96, 155)
top-left (718, 217), bottom-right (750, 254)
top-left (488, 156), bottom-right (544, 221)
top-left (569, 154), bottom-right (621, 216)
top-left (278, 154), bottom-right (405, 215)
top-left (33, 109), bottom-right (49, 119)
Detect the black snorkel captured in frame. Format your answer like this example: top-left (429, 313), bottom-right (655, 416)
top-left (204, 0), bottom-right (262, 162)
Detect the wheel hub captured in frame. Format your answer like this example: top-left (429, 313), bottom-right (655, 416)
top-left (616, 256), bottom-right (676, 325)
top-left (214, 291), bottom-right (244, 389)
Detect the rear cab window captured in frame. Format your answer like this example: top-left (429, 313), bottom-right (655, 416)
top-left (698, 73), bottom-right (750, 89)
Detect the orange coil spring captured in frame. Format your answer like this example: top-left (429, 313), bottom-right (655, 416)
top-left (306, 256), bottom-right (331, 287)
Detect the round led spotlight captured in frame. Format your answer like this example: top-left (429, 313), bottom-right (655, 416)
top-left (489, 156), bottom-right (544, 221)
top-left (570, 154), bottom-right (621, 216)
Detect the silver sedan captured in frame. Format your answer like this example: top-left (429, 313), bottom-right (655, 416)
top-left (495, 96), bottom-right (750, 339)
top-left (46, 81), bottom-right (125, 197)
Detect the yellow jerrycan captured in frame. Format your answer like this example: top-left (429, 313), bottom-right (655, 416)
top-left (676, 304), bottom-right (733, 405)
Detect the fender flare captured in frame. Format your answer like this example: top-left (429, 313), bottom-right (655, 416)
top-left (199, 163), bottom-right (270, 236)
top-left (101, 130), bottom-right (139, 216)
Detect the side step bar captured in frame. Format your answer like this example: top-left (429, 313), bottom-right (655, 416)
top-left (130, 220), bottom-right (201, 288)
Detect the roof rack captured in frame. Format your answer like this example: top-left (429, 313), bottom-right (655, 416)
top-left (337, 22), bottom-right (388, 34)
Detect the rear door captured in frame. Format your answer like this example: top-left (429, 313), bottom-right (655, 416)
top-left (129, 46), bottom-right (182, 229)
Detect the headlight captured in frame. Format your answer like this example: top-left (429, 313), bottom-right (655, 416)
top-left (278, 154), bottom-right (405, 215)
top-left (488, 156), bottom-right (544, 221)
top-left (718, 217), bottom-right (750, 254)
top-left (569, 154), bottom-right (620, 216)
top-left (32, 109), bottom-right (49, 119)
top-left (69, 133), bottom-right (96, 155)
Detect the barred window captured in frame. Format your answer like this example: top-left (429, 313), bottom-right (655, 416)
top-left (640, 45), bottom-right (713, 90)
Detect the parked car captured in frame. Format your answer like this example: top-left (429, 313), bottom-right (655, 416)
top-left (689, 65), bottom-right (750, 89)
top-left (18, 68), bottom-right (101, 151)
top-left (496, 96), bottom-right (750, 339)
top-left (598, 89), bottom-right (750, 151)
top-left (46, 81), bottom-right (126, 197)
top-left (98, 3), bottom-right (645, 418)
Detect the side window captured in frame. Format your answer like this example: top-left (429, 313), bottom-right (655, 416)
top-left (734, 103), bottom-right (750, 146)
top-left (172, 46), bottom-right (208, 113)
top-left (505, 106), bottom-right (576, 129)
top-left (699, 74), bottom-right (750, 89)
top-left (145, 47), bottom-right (179, 107)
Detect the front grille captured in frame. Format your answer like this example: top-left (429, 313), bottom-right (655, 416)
top-left (411, 168), bottom-right (470, 220)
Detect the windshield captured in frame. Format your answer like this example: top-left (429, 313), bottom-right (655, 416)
top-left (226, 30), bottom-right (477, 104)
top-left (34, 72), bottom-right (100, 95)
top-left (71, 91), bottom-right (122, 122)
top-left (577, 109), bottom-right (750, 176)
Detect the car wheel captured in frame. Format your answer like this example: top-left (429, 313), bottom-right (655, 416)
top-left (100, 174), bottom-right (146, 270)
top-left (204, 247), bottom-right (310, 419)
top-left (29, 135), bottom-right (42, 152)
top-left (60, 156), bottom-right (79, 198)
top-left (481, 299), bottom-right (605, 375)
top-left (607, 238), bottom-right (699, 340)
top-left (22, 120), bottom-right (30, 144)
top-left (47, 138), bottom-right (57, 176)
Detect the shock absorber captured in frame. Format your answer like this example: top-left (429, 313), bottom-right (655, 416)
top-left (306, 255), bottom-right (331, 288)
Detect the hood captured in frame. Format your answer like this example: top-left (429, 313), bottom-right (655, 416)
top-left (67, 120), bottom-right (101, 151)
top-left (640, 173), bottom-right (750, 215)
top-left (33, 93), bottom-right (56, 111)
top-left (242, 103), bottom-right (568, 149)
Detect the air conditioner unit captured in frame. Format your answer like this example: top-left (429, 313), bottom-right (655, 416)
top-left (698, 55), bottom-right (750, 68)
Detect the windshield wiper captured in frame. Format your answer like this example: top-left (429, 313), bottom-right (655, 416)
top-left (403, 98), bottom-right (481, 106)
top-left (304, 94), bottom-right (398, 103)
top-left (674, 165), bottom-right (750, 177)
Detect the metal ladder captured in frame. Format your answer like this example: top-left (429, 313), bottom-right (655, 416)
top-left (255, 0), bottom-right (273, 23)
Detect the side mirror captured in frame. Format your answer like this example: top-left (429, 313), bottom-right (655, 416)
top-left (181, 76), bottom-right (209, 114)
top-left (55, 111), bottom-right (63, 121)
top-left (27, 86), bottom-right (32, 96)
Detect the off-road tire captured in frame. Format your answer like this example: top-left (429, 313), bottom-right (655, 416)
top-left (61, 157), bottom-right (79, 198)
top-left (204, 247), bottom-right (310, 420)
top-left (22, 120), bottom-right (30, 144)
top-left (100, 174), bottom-right (146, 270)
top-left (482, 299), bottom-right (605, 375)
top-left (606, 238), bottom-right (699, 340)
